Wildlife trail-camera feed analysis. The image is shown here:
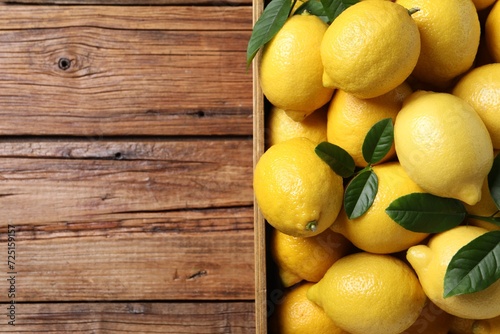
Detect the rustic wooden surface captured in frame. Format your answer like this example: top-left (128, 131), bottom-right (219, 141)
top-left (0, 1), bottom-right (257, 332)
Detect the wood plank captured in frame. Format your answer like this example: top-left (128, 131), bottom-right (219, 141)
top-left (0, 5), bottom-right (253, 136)
top-left (0, 302), bottom-right (255, 332)
top-left (0, 227), bottom-right (254, 301)
top-left (0, 6), bottom-right (252, 31)
top-left (0, 139), bottom-right (253, 225)
top-left (7, 0), bottom-right (250, 4)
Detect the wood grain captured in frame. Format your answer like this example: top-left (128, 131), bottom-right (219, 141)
top-left (0, 302), bottom-right (255, 333)
top-left (7, 0), bottom-right (250, 4)
top-left (253, 0), bottom-right (267, 332)
top-left (0, 139), bottom-right (253, 225)
top-left (0, 0), bottom-right (258, 330)
top-left (0, 227), bottom-right (254, 301)
top-left (0, 5), bottom-right (253, 136)
top-left (0, 139), bottom-right (254, 301)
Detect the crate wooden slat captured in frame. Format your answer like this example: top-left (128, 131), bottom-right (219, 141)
top-left (0, 302), bottom-right (255, 333)
top-left (252, 0), bottom-right (267, 332)
top-left (0, 5), bottom-right (253, 136)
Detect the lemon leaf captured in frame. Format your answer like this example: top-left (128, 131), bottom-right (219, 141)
top-left (315, 141), bottom-right (355, 178)
top-left (321, 0), bottom-right (359, 23)
top-left (362, 118), bottom-right (394, 165)
top-left (444, 230), bottom-right (500, 298)
top-left (344, 169), bottom-right (378, 219)
top-left (294, 0), bottom-right (329, 23)
top-left (246, 0), bottom-right (293, 66)
top-left (488, 153), bottom-right (500, 210)
top-left (386, 193), bottom-right (467, 233)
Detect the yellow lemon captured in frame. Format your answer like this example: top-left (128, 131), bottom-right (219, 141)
top-left (486, 1), bottom-right (500, 62)
top-left (254, 137), bottom-right (344, 237)
top-left (450, 316), bottom-right (476, 334)
top-left (394, 91), bottom-right (494, 205)
top-left (267, 105), bottom-right (327, 147)
top-left (331, 162), bottom-right (429, 254)
top-left (307, 252), bottom-right (426, 334)
top-left (471, 0), bottom-right (497, 10)
top-left (291, 0), bottom-right (305, 14)
top-left (396, 0), bottom-right (480, 88)
top-left (474, 315), bottom-right (500, 334)
top-left (326, 82), bottom-right (412, 167)
top-left (270, 282), bottom-right (349, 334)
top-left (271, 227), bottom-right (352, 287)
top-left (400, 301), bottom-right (451, 334)
top-left (453, 63), bottom-right (500, 149)
top-left (449, 315), bottom-right (500, 334)
top-left (407, 225), bottom-right (500, 319)
top-left (320, 1), bottom-right (420, 99)
top-left (259, 14), bottom-right (334, 122)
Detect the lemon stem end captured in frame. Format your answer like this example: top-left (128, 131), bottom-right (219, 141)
top-left (305, 221), bottom-right (317, 232)
top-left (408, 7), bottom-right (420, 16)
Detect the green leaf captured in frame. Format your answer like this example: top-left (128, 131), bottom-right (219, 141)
top-left (321, 0), bottom-right (359, 23)
top-left (246, 0), bottom-right (292, 66)
top-left (344, 170), bottom-right (378, 219)
top-left (294, 0), bottom-right (329, 23)
top-left (362, 118), bottom-right (394, 165)
top-left (315, 141), bottom-right (355, 178)
top-left (488, 153), bottom-right (500, 210)
top-left (386, 193), bottom-right (467, 233)
top-left (444, 230), bottom-right (500, 298)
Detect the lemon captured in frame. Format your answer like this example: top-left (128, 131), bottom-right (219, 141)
top-left (254, 137), bottom-right (344, 237)
top-left (453, 63), bottom-right (500, 149)
top-left (271, 228), bottom-right (352, 287)
top-left (471, 0), bottom-right (497, 10)
top-left (331, 162), bottom-right (429, 254)
top-left (320, 1), bottom-right (420, 99)
top-left (474, 316), bottom-right (500, 334)
top-left (486, 1), bottom-right (500, 63)
top-left (270, 282), bottom-right (349, 334)
top-left (400, 301), bottom-right (451, 334)
top-left (291, 0), bottom-right (304, 14)
top-left (396, 0), bottom-right (480, 88)
top-left (407, 225), bottom-right (500, 319)
top-left (450, 316), bottom-right (476, 334)
top-left (267, 105), bottom-right (327, 147)
top-left (394, 91), bottom-right (494, 205)
top-left (307, 252), bottom-right (426, 334)
top-left (259, 14), bottom-right (334, 122)
top-left (449, 315), bottom-right (500, 334)
top-left (326, 82), bottom-right (412, 167)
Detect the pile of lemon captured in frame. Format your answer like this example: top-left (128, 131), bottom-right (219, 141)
top-left (252, 0), bottom-right (500, 333)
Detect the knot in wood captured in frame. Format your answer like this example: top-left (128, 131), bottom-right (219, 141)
top-left (58, 57), bottom-right (72, 71)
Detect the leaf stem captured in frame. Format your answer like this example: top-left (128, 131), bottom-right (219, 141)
top-left (466, 214), bottom-right (500, 226)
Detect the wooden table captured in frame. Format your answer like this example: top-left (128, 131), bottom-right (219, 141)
top-left (0, 0), bottom-right (256, 332)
